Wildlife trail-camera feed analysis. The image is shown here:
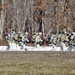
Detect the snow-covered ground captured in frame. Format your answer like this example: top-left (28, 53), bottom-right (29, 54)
top-left (0, 42), bottom-right (75, 51)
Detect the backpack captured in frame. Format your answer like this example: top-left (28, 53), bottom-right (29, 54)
top-left (13, 34), bottom-right (18, 41)
top-left (73, 35), bottom-right (75, 44)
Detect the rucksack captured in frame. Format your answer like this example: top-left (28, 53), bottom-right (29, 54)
top-left (73, 36), bottom-right (75, 44)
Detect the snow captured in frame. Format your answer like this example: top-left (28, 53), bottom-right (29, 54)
top-left (0, 42), bottom-right (75, 51)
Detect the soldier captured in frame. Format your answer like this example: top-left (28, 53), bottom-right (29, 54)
top-left (3, 28), bottom-right (8, 42)
top-left (10, 29), bottom-right (15, 42)
top-left (60, 32), bottom-right (69, 51)
top-left (19, 32), bottom-right (29, 50)
top-left (52, 34), bottom-right (58, 49)
top-left (13, 32), bottom-right (19, 44)
top-left (5, 32), bottom-right (11, 50)
top-left (52, 35), bottom-right (57, 45)
top-left (35, 32), bottom-right (43, 47)
top-left (3, 28), bottom-right (11, 50)
top-left (73, 35), bottom-right (75, 46)
top-left (32, 32), bottom-right (38, 42)
top-left (67, 33), bottom-right (74, 51)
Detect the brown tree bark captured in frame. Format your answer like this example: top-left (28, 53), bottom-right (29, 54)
top-left (1, 0), bottom-right (75, 37)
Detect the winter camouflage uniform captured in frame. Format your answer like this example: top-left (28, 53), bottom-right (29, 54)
top-left (35, 32), bottom-right (43, 47)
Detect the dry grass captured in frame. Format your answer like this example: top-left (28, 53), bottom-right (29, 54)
top-left (0, 51), bottom-right (75, 75)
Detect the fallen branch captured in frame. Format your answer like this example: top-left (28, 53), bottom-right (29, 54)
top-left (44, 28), bottom-right (52, 39)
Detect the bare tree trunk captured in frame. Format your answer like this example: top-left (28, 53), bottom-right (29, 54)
top-left (12, 0), bottom-right (34, 33)
top-left (12, 0), bottom-right (17, 30)
top-left (1, 0), bottom-right (5, 34)
top-left (55, 0), bottom-right (59, 34)
top-left (64, 0), bottom-right (68, 32)
top-left (1, 0), bottom-right (75, 36)
top-left (12, 0), bottom-right (19, 32)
